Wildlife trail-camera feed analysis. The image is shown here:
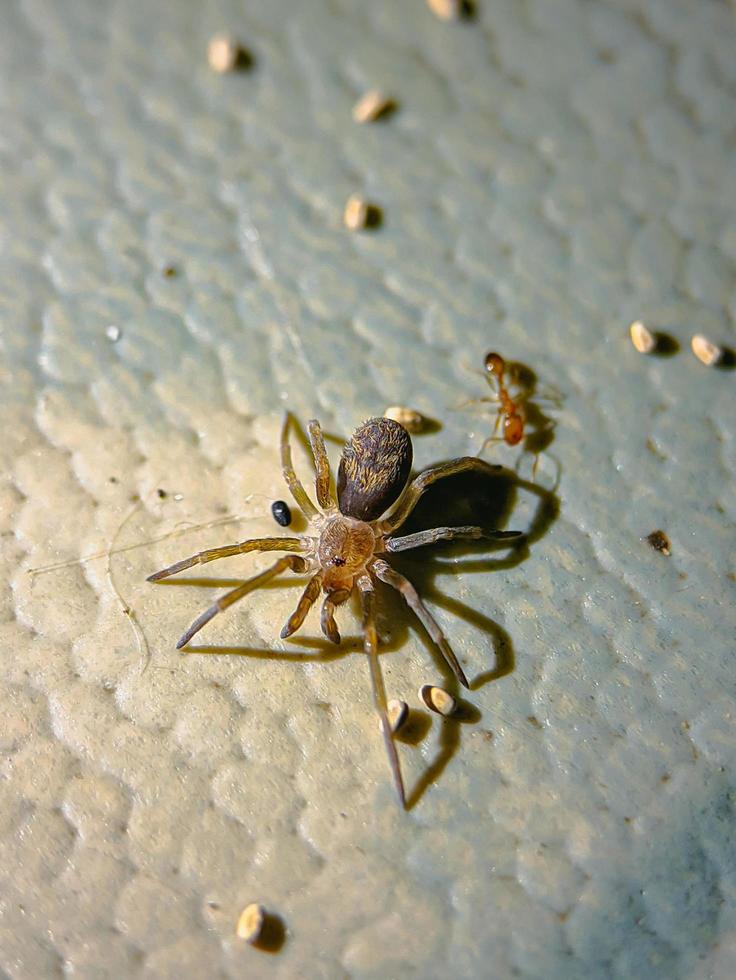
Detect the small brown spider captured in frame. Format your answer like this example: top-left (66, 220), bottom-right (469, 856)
top-left (148, 414), bottom-right (521, 806)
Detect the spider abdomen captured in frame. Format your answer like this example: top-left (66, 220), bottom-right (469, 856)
top-left (337, 417), bottom-right (412, 522)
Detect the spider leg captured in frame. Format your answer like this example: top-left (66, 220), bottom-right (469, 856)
top-left (382, 457), bottom-right (503, 534)
top-left (372, 558), bottom-right (469, 689)
top-left (177, 554), bottom-right (308, 648)
top-left (147, 536), bottom-right (304, 582)
top-left (280, 571), bottom-right (323, 638)
top-left (320, 588), bottom-right (351, 644)
top-left (307, 418), bottom-right (335, 510)
top-left (387, 526), bottom-right (522, 553)
top-left (280, 412), bottom-right (319, 520)
top-left (357, 573), bottom-right (406, 808)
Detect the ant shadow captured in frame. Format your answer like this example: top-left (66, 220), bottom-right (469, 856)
top-left (511, 362), bottom-right (559, 461)
top-left (161, 459), bottom-right (558, 810)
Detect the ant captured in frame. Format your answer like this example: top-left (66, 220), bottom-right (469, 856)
top-left (482, 352), bottom-right (525, 448)
top-left (466, 352), bottom-right (559, 479)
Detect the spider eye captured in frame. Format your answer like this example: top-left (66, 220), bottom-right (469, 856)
top-left (337, 418), bottom-right (413, 522)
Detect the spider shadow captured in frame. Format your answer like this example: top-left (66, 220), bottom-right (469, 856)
top-left (157, 456), bottom-right (557, 811)
top-left (383, 462), bottom-right (558, 809)
top-left (166, 575), bottom-right (354, 663)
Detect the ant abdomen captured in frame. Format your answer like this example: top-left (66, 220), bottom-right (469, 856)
top-left (504, 413), bottom-right (524, 446)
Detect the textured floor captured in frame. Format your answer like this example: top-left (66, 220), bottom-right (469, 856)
top-left (2, 0), bottom-right (736, 977)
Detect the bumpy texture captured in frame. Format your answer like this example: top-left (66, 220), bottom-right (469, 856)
top-left (2, 1), bottom-right (736, 978)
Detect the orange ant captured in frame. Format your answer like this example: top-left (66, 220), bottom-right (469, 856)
top-left (470, 352), bottom-right (559, 479)
top-left (482, 352), bottom-right (525, 448)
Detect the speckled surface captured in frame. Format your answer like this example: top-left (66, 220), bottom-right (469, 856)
top-left (2, 0), bottom-right (736, 977)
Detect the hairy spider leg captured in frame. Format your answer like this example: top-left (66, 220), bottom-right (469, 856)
top-left (320, 588), bottom-right (350, 644)
top-left (387, 525), bottom-right (485, 551)
top-left (372, 558), bottom-right (469, 689)
top-left (307, 419), bottom-right (336, 510)
top-left (357, 573), bottom-right (406, 808)
top-left (280, 412), bottom-right (319, 519)
top-left (147, 537), bottom-right (304, 582)
top-left (381, 457), bottom-right (503, 534)
top-left (177, 554), bottom-right (308, 648)
top-left (280, 572), bottom-right (323, 638)
top-left (387, 525), bottom-right (522, 552)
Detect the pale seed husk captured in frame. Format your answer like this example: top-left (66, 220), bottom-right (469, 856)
top-left (236, 903), bottom-right (265, 944)
top-left (629, 320), bottom-right (656, 354)
top-left (691, 334), bottom-right (722, 367)
top-left (419, 684), bottom-right (456, 716)
top-left (383, 406), bottom-right (425, 434)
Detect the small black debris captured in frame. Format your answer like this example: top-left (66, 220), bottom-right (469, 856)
top-left (271, 500), bottom-right (292, 527)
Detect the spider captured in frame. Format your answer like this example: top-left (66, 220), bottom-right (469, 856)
top-left (147, 413), bottom-right (522, 806)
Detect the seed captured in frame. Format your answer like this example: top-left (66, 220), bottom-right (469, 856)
top-left (343, 195), bottom-right (382, 231)
top-left (629, 320), bottom-right (656, 354)
top-left (236, 903), bottom-right (266, 944)
top-left (427, 0), bottom-right (463, 20)
top-left (271, 499), bottom-right (292, 527)
top-left (105, 324), bottom-right (121, 342)
top-left (352, 90), bottom-right (394, 124)
top-left (379, 699), bottom-right (409, 735)
top-left (691, 334), bottom-right (722, 367)
top-left (344, 194), bottom-right (369, 230)
top-left (646, 530), bottom-right (671, 556)
top-left (383, 406), bottom-right (425, 434)
top-left (419, 685), bottom-right (456, 716)
top-left (208, 34), bottom-right (250, 73)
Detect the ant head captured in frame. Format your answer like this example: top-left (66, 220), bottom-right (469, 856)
top-left (484, 352), bottom-right (505, 377)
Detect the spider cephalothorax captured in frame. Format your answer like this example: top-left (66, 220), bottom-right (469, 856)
top-left (148, 414), bottom-right (521, 806)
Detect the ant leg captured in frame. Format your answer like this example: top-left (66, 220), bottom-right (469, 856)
top-left (382, 457), bottom-right (502, 533)
top-left (307, 418), bottom-right (335, 510)
top-left (371, 559), bottom-right (468, 689)
top-left (386, 526), bottom-right (522, 553)
top-left (177, 554), bottom-right (308, 648)
top-left (320, 589), bottom-right (350, 644)
top-left (147, 536), bottom-right (304, 582)
top-left (451, 396), bottom-right (497, 410)
top-left (280, 412), bottom-right (319, 520)
top-left (477, 434), bottom-right (505, 457)
top-left (280, 571), bottom-right (323, 638)
top-left (357, 573), bottom-right (406, 808)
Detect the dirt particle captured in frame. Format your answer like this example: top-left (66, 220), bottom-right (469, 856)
top-left (646, 530), bottom-right (671, 556)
